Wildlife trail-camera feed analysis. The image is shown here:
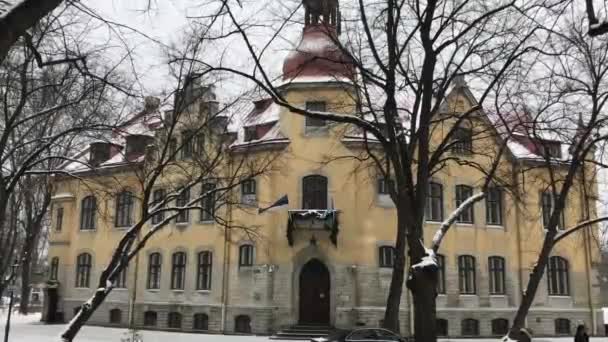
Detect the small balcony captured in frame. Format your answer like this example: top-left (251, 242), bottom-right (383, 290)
top-left (287, 209), bottom-right (340, 246)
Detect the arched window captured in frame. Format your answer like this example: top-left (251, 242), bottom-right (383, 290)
top-left (437, 254), bottom-right (445, 294)
top-left (143, 311), bottom-right (157, 326)
top-left (147, 253), bottom-right (161, 289)
top-left (80, 196), bottom-right (97, 230)
top-left (75, 253), bottom-right (92, 288)
top-left (302, 175), bottom-right (328, 209)
top-left (378, 246), bottom-right (395, 268)
top-left (426, 182), bottom-right (443, 221)
top-left (239, 244), bottom-right (254, 267)
top-left (193, 313), bottom-right (209, 330)
top-left (196, 251), bottom-right (212, 290)
top-left (171, 252), bottom-right (187, 290)
top-left (50, 257), bottom-right (59, 281)
top-left (548, 256), bottom-right (569, 295)
top-left (167, 312), bottom-right (182, 329)
top-left (491, 318), bottom-right (509, 336)
top-left (235, 315), bottom-right (251, 333)
top-left (109, 309), bottom-right (122, 324)
top-left (488, 256), bottom-right (506, 294)
top-left (115, 191), bottom-right (134, 227)
top-left (436, 318), bottom-right (448, 337)
top-left (461, 318), bottom-right (479, 336)
top-left (458, 255), bottom-right (476, 294)
top-left (455, 185), bottom-right (474, 223)
top-left (200, 183), bottom-right (216, 222)
top-left (555, 318), bottom-right (571, 335)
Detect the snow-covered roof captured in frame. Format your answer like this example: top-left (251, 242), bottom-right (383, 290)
top-left (230, 122), bottom-right (289, 149)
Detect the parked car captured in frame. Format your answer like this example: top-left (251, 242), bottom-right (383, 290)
top-left (312, 328), bottom-right (407, 342)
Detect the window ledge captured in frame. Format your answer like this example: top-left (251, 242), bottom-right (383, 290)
top-left (175, 222), bottom-right (189, 227)
top-left (146, 289), bottom-right (160, 292)
top-left (304, 127), bottom-right (329, 137)
top-left (486, 224), bottom-right (504, 229)
top-left (199, 220), bottom-right (214, 225)
top-left (74, 287), bottom-right (90, 290)
top-left (548, 295), bottom-right (571, 298)
top-left (114, 226), bottom-right (130, 230)
top-left (171, 290), bottom-right (185, 293)
top-left (78, 229), bottom-right (97, 233)
top-left (425, 220), bottom-right (442, 225)
top-left (489, 294), bottom-right (506, 297)
top-left (195, 290), bottom-right (211, 294)
top-left (459, 294), bottom-right (478, 296)
top-left (455, 223), bottom-right (474, 227)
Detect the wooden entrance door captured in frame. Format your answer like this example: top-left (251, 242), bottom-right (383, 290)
top-left (299, 259), bottom-right (330, 325)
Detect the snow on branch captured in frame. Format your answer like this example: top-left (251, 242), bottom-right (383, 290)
top-left (553, 215), bottom-right (608, 244)
top-left (431, 192), bottom-right (486, 252)
top-left (412, 245), bottom-right (437, 271)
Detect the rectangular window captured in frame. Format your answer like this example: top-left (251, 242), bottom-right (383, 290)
top-left (239, 245), bottom-right (254, 267)
top-left (437, 254), bottom-right (445, 294)
top-left (175, 188), bottom-right (190, 223)
top-left (56, 207), bottom-right (64, 232)
top-left (305, 102), bottom-right (327, 127)
top-left (541, 191), bottom-right (564, 230)
top-left (181, 131), bottom-right (194, 159)
top-left (378, 246), bottom-right (395, 268)
top-left (455, 185), bottom-right (474, 223)
top-left (113, 268), bottom-right (127, 288)
top-left (196, 251), bottom-right (212, 290)
top-left (147, 253), bottom-right (161, 290)
top-left (426, 182), bottom-right (443, 221)
top-left (151, 189), bottom-right (165, 225)
top-left (458, 255), bottom-right (476, 294)
top-left (378, 178), bottom-right (395, 195)
top-left (241, 179), bottom-right (257, 205)
top-left (451, 127), bottom-right (473, 154)
top-left (488, 257), bottom-right (505, 294)
top-left (171, 252), bottom-right (186, 290)
top-left (486, 187), bottom-right (503, 225)
top-left (200, 183), bottom-right (216, 222)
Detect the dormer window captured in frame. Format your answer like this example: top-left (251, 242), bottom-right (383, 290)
top-left (244, 127), bottom-right (257, 142)
top-left (542, 141), bottom-right (562, 159)
top-left (305, 102), bottom-right (327, 128)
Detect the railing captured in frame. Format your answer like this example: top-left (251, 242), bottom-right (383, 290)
top-left (286, 209), bottom-right (340, 246)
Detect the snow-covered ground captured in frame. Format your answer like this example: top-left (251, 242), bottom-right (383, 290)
top-left (0, 313), bottom-right (607, 341)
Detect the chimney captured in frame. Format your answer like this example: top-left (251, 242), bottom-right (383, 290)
top-left (89, 142), bottom-right (111, 166)
top-left (144, 96), bottom-right (160, 113)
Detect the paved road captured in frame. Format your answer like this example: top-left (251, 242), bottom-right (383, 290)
top-left (1, 313), bottom-right (607, 342)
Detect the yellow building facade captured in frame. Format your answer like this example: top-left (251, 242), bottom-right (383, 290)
top-left (45, 1), bottom-right (603, 338)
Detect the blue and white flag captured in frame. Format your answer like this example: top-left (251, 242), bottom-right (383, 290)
top-left (258, 195), bottom-right (289, 214)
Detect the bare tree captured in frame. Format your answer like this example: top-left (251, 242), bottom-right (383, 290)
top-left (58, 38), bottom-right (283, 340)
top-left (0, 12), bottom-right (127, 301)
top-left (180, 1), bottom-right (552, 341)
top-left (501, 14), bottom-right (608, 340)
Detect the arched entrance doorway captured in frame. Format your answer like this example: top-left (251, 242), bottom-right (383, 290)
top-left (299, 259), bottom-right (330, 325)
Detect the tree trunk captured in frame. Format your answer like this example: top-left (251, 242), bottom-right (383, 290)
top-left (408, 267), bottom-right (438, 342)
top-left (508, 234), bottom-right (556, 339)
top-left (18, 260), bottom-right (32, 315)
top-left (382, 206), bottom-right (408, 333)
top-left (60, 289), bottom-right (111, 341)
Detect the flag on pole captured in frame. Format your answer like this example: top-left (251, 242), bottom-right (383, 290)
top-left (258, 195), bottom-right (289, 214)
